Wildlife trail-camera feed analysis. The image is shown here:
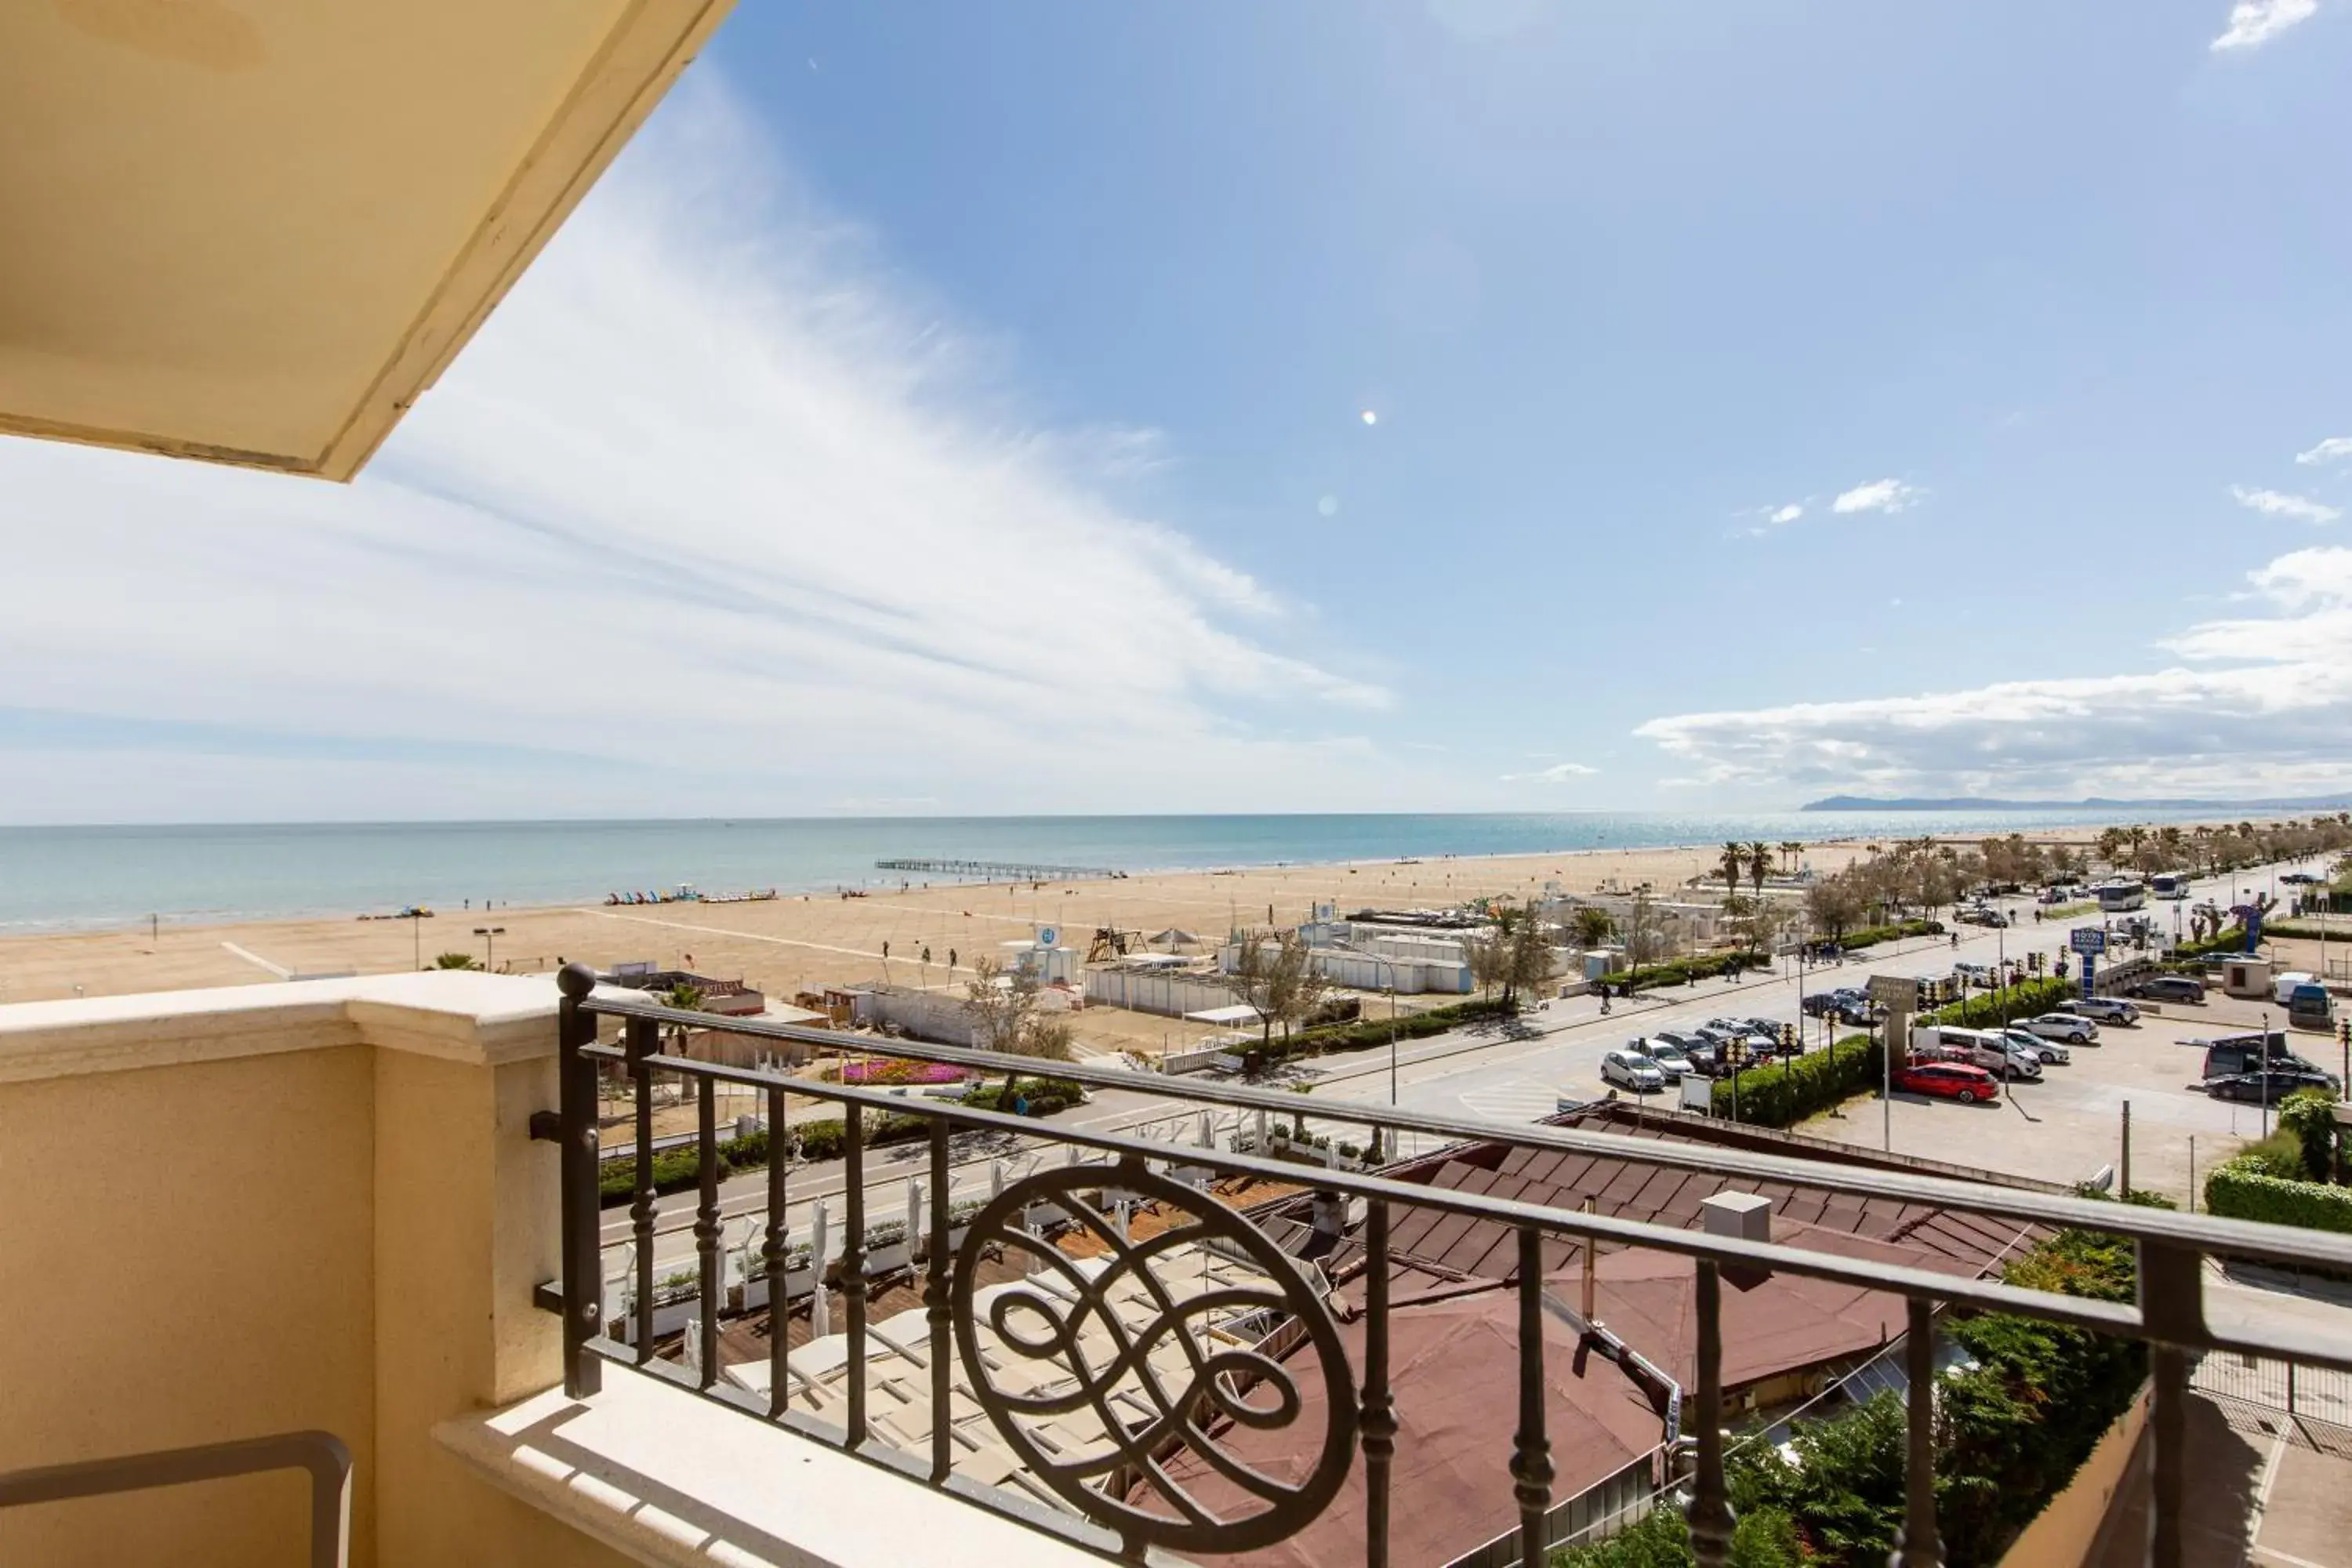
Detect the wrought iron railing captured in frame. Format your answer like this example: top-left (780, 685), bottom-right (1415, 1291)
top-left (545, 964), bottom-right (2352, 1567)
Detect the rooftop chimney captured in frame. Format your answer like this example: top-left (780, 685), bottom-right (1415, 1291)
top-left (1701, 1192), bottom-right (1773, 1290)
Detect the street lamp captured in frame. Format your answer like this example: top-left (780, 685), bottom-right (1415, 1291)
top-left (474, 925), bottom-right (505, 971)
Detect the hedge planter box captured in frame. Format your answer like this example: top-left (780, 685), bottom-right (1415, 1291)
top-left (735, 1268), bottom-right (816, 1312)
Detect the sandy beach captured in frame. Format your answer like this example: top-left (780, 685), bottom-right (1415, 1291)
top-left (0, 818), bottom-right (2227, 1054)
top-left (0, 836), bottom-right (1887, 1021)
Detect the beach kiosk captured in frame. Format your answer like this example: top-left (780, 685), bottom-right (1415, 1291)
top-left (2222, 956), bottom-right (2274, 1000)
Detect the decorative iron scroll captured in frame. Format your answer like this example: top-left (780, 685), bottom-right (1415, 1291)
top-left (951, 1159), bottom-right (1357, 1555)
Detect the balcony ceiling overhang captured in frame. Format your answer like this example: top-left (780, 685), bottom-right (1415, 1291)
top-left (0, 0), bottom-right (732, 481)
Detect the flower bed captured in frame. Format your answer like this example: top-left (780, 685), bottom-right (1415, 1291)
top-left (840, 1058), bottom-right (971, 1086)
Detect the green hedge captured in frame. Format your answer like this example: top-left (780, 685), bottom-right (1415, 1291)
top-left (1599, 949), bottom-right (1770, 993)
top-left (1824, 918), bottom-right (1941, 953)
top-left (1713, 1038), bottom-right (1882, 1127)
top-left (2176, 925), bottom-right (2249, 957)
top-left (1257, 996), bottom-right (1518, 1064)
top-left (956, 1078), bottom-right (1087, 1116)
top-left (1551, 1501), bottom-right (1801, 1566)
top-left (2205, 1156), bottom-right (2352, 1233)
top-left (1923, 975), bottom-right (2077, 1031)
top-left (593, 1082), bottom-right (1095, 1208)
top-left (1560, 1221), bottom-right (2148, 1566)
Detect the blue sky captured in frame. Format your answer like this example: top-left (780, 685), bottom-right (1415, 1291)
top-left (5, 2), bottom-right (2351, 822)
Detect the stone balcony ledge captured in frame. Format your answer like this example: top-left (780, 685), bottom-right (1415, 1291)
top-left (0, 970), bottom-right (566, 1083)
top-left (437, 1363), bottom-right (1102, 1568)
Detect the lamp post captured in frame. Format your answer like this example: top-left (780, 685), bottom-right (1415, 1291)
top-left (474, 925), bottom-right (505, 971)
top-left (1368, 953), bottom-right (1403, 1109)
top-left (2262, 1006), bottom-right (2274, 1140)
top-left (409, 908), bottom-right (423, 970)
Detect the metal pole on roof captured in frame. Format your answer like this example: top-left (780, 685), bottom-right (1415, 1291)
top-left (2121, 1101), bottom-right (2132, 1199)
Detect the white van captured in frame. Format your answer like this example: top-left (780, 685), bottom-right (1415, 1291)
top-left (2273, 971), bottom-right (2318, 1005)
top-left (1910, 1024), bottom-right (2044, 1080)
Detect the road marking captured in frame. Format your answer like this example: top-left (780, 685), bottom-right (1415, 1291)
top-left (221, 942), bottom-right (291, 978)
top-left (580, 908), bottom-right (902, 966)
top-left (1458, 1076), bottom-right (1566, 1123)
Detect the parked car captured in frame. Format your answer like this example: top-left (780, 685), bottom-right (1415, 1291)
top-left (1894, 1061), bottom-right (2002, 1103)
top-left (1599, 1049), bottom-right (1668, 1093)
top-left (2061, 997), bottom-right (2140, 1025)
top-left (1994, 1027), bottom-right (2070, 1066)
top-left (1635, 1038), bottom-right (1693, 1080)
top-left (1648, 1029), bottom-right (1709, 1058)
top-left (1801, 992), bottom-right (1846, 1017)
top-left (2198, 1032), bottom-right (2319, 1081)
top-left (2020, 1013), bottom-right (2097, 1044)
top-left (1911, 1025), bottom-right (2044, 1080)
top-left (2130, 975), bottom-right (2206, 1004)
top-left (2206, 1068), bottom-right (2341, 1102)
top-left (1697, 1019), bottom-right (1775, 1054)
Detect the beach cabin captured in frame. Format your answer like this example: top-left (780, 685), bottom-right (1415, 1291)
top-left (2222, 956), bottom-right (2274, 1000)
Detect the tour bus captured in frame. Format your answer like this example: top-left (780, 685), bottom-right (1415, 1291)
top-left (2096, 880), bottom-right (2147, 913)
top-left (2149, 873), bottom-right (2189, 900)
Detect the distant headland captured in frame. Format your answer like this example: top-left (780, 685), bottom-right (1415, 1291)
top-left (1801, 793), bottom-right (2352, 813)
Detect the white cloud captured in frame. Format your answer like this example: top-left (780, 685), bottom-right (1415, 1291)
top-left (2296, 436), bottom-right (2352, 466)
top-left (1501, 761), bottom-right (1599, 782)
top-left (1831, 478), bottom-right (1923, 515)
top-left (1634, 546), bottom-right (2352, 798)
top-left (0, 78), bottom-right (1395, 821)
top-left (2212, 0), bottom-right (2320, 51)
top-left (2234, 485), bottom-right (2343, 524)
top-left (1769, 503), bottom-right (1805, 524)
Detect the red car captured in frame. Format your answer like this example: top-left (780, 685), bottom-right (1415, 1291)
top-left (1894, 1060), bottom-right (2001, 1104)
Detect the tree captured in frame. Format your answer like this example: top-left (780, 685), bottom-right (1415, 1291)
top-left (1748, 840), bottom-right (1773, 900)
top-left (964, 956), bottom-right (1074, 1103)
top-left (1780, 840), bottom-right (1806, 877)
top-left (1466, 925), bottom-right (1513, 999)
top-left (1730, 894), bottom-right (1789, 957)
top-left (1804, 878), bottom-right (1864, 946)
top-left (1568, 905), bottom-right (1615, 949)
top-left (1497, 906), bottom-right (1559, 1005)
top-left (1624, 890), bottom-right (1668, 967)
top-left (1720, 841), bottom-right (1745, 900)
top-left (1232, 930), bottom-right (1329, 1044)
top-left (432, 952), bottom-right (480, 970)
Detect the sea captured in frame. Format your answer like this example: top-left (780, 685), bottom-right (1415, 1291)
top-left (0, 809), bottom-right (2235, 935)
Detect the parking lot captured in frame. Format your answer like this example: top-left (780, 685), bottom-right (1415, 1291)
top-left (1795, 988), bottom-right (2339, 1203)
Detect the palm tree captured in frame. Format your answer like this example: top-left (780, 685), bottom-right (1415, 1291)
top-left (1747, 840), bottom-right (1772, 900)
top-left (1720, 842), bottom-right (1744, 902)
top-left (1780, 840), bottom-right (1805, 876)
top-left (1568, 905), bottom-right (1614, 948)
top-left (432, 952), bottom-right (479, 970)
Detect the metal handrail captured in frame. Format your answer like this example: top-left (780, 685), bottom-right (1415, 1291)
top-left (549, 964), bottom-right (2352, 1568)
top-left (578, 984), bottom-right (2352, 1277)
top-left (0, 1429), bottom-right (351, 1568)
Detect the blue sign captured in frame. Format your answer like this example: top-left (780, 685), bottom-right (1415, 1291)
top-left (2070, 927), bottom-right (2107, 956)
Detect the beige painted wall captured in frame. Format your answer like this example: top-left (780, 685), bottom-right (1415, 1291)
top-left (0, 976), bottom-right (637, 1567)
top-left (1998, 1384), bottom-right (2152, 1568)
top-left (0, 1044), bottom-right (378, 1566)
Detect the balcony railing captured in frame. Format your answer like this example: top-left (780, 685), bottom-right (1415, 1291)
top-left (545, 964), bottom-right (2352, 1567)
